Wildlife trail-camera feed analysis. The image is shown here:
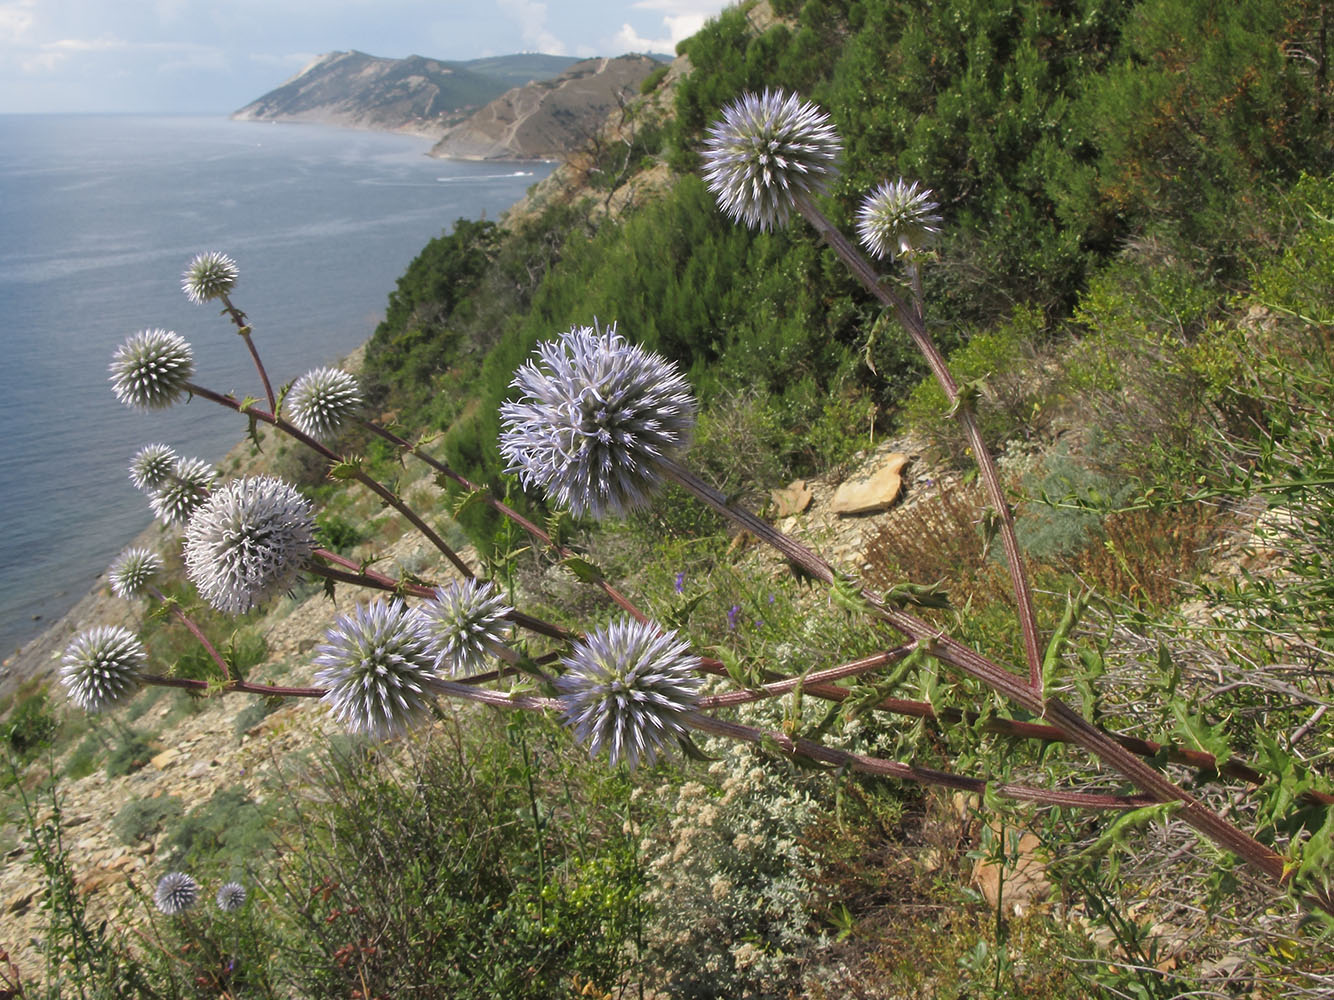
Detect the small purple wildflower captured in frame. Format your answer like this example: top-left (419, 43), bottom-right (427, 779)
top-left (727, 605), bottom-right (740, 631)
top-left (674, 571), bottom-right (686, 594)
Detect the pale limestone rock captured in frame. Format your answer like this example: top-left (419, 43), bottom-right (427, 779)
top-left (831, 452), bottom-right (909, 515)
top-left (770, 479), bottom-right (814, 517)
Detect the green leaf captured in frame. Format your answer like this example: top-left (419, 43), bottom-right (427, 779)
top-left (884, 579), bottom-right (952, 610)
top-left (1042, 590), bottom-right (1090, 694)
top-left (328, 458), bottom-right (363, 480)
top-left (559, 556), bottom-right (604, 583)
top-left (829, 571), bottom-right (872, 617)
top-left (449, 487), bottom-right (487, 517)
top-left (1170, 703), bottom-right (1233, 770)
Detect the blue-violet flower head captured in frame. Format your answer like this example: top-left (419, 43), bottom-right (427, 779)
top-left (60, 626), bottom-right (144, 713)
top-left (148, 457), bottom-right (216, 527)
top-left (109, 329), bottom-right (195, 410)
top-left (128, 443), bottom-right (178, 493)
top-left (216, 882), bottom-right (247, 912)
top-left (155, 872), bottom-right (200, 915)
top-left (314, 599), bottom-right (446, 740)
top-left (499, 323), bottom-right (696, 519)
top-left (109, 547), bottom-right (163, 600)
top-left (418, 578), bottom-right (513, 676)
top-left (701, 89), bottom-right (841, 231)
top-left (286, 367), bottom-right (362, 442)
top-left (183, 476), bottom-right (314, 615)
top-left (557, 617), bottom-right (702, 770)
top-left (182, 251), bottom-right (238, 305)
top-left (857, 178), bottom-right (943, 259)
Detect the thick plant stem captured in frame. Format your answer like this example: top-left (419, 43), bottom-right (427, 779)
top-left (794, 193), bottom-right (1044, 692)
top-left (659, 458), bottom-right (1322, 910)
top-left (218, 293), bottom-right (277, 415)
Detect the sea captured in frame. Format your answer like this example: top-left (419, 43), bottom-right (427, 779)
top-left (0, 114), bottom-right (555, 662)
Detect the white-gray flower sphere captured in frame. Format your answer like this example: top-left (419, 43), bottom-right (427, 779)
top-left (109, 548), bottom-right (163, 600)
top-left (314, 599), bottom-right (446, 740)
top-left (216, 882), bottom-right (247, 912)
top-left (60, 626), bottom-right (145, 713)
top-left (701, 89), bottom-right (841, 231)
top-left (109, 329), bottom-right (196, 410)
top-left (182, 251), bottom-right (239, 305)
top-left (286, 367), bottom-right (362, 442)
top-left (419, 579), bottom-right (513, 676)
top-left (149, 457), bottom-right (216, 527)
top-left (499, 323), bottom-right (697, 519)
top-left (183, 476), bottom-right (315, 615)
top-left (558, 617), bottom-right (702, 770)
top-left (155, 872), bottom-right (200, 915)
top-left (128, 443), bottom-right (178, 493)
top-left (856, 178), bottom-right (943, 259)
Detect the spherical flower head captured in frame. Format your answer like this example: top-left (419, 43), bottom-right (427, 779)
top-left (149, 457), bottom-right (216, 527)
top-left (557, 617), bottom-right (702, 770)
top-left (155, 872), bottom-right (200, 915)
top-left (182, 251), bottom-right (238, 305)
top-left (183, 476), bottom-right (315, 615)
top-left (216, 882), bottom-right (247, 912)
top-left (701, 89), bottom-right (841, 231)
top-left (128, 443), bottom-right (178, 493)
top-left (857, 178), bottom-right (943, 259)
top-left (286, 367), bottom-right (362, 442)
top-left (419, 579), bottom-right (513, 676)
top-left (109, 547), bottom-right (163, 600)
top-left (499, 323), bottom-right (697, 519)
top-left (109, 329), bottom-right (195, 410)
top-left (60, 626), bottom-right (144, 712)
top-left (314, 599), bottom-right (447, 740)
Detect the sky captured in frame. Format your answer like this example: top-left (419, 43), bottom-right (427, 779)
top-left (0, 0), bottom-right (732, 113)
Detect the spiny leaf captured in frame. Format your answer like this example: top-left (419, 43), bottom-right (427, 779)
top-left (830, 571), bottom-right (872, 617)
top-left (946, 376), bottom-right (986, 418)
top-left (328, 458), bottom-right (363, 481)
top-left (1171, 704), bottom-right (1233, 770)
top-left (676, 734), bottom-right (718, 763)
top-left (559, 556), bottom-right (604, 583)
top-left (884, 579), bottom-right (952, 610)
top-left (449, 487), bottom-right (487, 518)
top-left (1042, 590), bottom-right (1091, 694)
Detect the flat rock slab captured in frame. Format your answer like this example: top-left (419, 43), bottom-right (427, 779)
top-left (831, 452), bottom-right (909, 515)
top-left (771, 479), bottom-right (814, 517)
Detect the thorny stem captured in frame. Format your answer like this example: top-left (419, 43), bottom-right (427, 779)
top-left (793, 192), bottom-right (1044, 692)
top-left (218, 292), bottom-right (276, 415)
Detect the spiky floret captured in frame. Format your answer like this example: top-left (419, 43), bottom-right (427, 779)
top-left (418, 579), bottom-right (513, 676)
top-left (216, 882), bottom-right (247, 912)
top-left (128, 443), bottom-right (178, 493)
top-left (701, 89), bottom-right (841, 231)
top-left (148, 457), bottom-right (216, 527)
top-left (557, 617), bottom-right (702, 770)
top-left (183, 476), bottom-right (315, 615)
top-left (499, 323), bottom-right (697, 519)
top-left (155, 872), bottom-right (200, 915)
top-left (60, 626), bottom-right (144, 712)
top-left (286, 367), bottom-right (362, 442)
top-left (856, 178), bottom-right (943, 260)
top-left (181, 251), bottom-right (239, 305)
top-left (109, 329), bottom-right (195, 410)
top-left (313, 599), bottom-right (446, 740)
top-left (109, 548), bottom-right (163, 600)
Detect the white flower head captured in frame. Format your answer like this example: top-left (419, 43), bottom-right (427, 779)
top-left (286, 367), bottom-right (362, 442)
top-left (419, 578), bottom-right (513, 676)
top-left (857, 178), bottom-right (943, 259)
top-left (148, 457), bottom-right (216, 527)
top-left (216, 882), bottom-right (247, 912)
top-left (60, 626), bottom-right (145, 713)
top-left (702, 89), bottom-right (841, 231)
top-left (155, 872), bottom-right (200, 915)
top-left (183, 476), bottom-right (315, 615)
top-left (128, 443), bottom-right (178, 493)
top-left (109, 547), bottom-right (163, 600)
top-left (182, 251), bottom-right (239, 305)
top-left (558, 617), bottom-right (702, 770)
top-left (109, 329), bottom-right (195, 410)
top-left (499, 323), bottom-right (697, 519)
top-left (314, 599), bottom-right (447, 740)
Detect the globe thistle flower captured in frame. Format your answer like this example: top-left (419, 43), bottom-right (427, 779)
top-left (419, 579), bottom-right (513, 676)
top-left (856, 178), bottom-right (943, 260)
top-left (148, 457), bottom-right (216, 527)
top-left (181, 251), bottom-right (239, 305)
top-left (128, 443), bottom-right (178, 493)
top-left (557, 617), bottom-right (702, 770)
top-left (216, 882), bottom-right (247, 912)
top-left (701, 89), bottom-right (841, 231)
top-left (313, 599), bottom-right (446, 740)
top-left (60, 626), bottom-right (145, 713)
top-left (108, 329), bottom-right (195, 410)
top-left (183, 476), bottom-right (315, 615)
top-left (108, 547), bottom-right (163, 600)
top-left (286, 367), bottom-right (362, 442)
top-left (499, 324), bottom-right (697, 519)
top-left (154, 872), bottom-right (200, 915)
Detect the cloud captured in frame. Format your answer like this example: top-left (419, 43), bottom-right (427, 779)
top-left (610, 11), bottom-right (709, 55)
top-left (0, 0), bottom-right (35, 43)
top-left (496, 0), bottom-right (567, 55)
top-left (23, 36), bottom-right (225, 73)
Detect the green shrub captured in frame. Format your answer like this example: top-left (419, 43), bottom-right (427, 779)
top-left (640, 64), bottom-right (669, 94)
top-left (3, 690), bottom-right (59, 760)
top-left (105, 728), bottom-right (155, 777)
top-left (63, 733), bottom-right (102, 780)
top-left (163, 784), bottom-right (275, 869)
top-left (111, 795), bottom-right (183, 847)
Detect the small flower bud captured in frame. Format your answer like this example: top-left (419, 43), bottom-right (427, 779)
top-left (181, 251), bottom-right (239, 304)
top-left (155, 872), bottom-right (200, 915)
top-left (856, 178), bottom-right (942, 259)
top-left (108, 547), bottom-right (163, 600)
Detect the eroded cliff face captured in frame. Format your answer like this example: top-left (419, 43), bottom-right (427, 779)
top-left (429, 55), bottom-right (661, 160)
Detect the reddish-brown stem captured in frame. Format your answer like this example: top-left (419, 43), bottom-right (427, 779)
top-left (793, 193), bottom-right (1043, 691)
top-left (138, 673), bottom-right (325, 699)
top-left (148, 584), bottom-right (231, 683)
top-left (218, 292), bottom-right (276, 415)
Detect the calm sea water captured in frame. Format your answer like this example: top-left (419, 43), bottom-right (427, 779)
top-left (0, 115), bottom-right (553, 660)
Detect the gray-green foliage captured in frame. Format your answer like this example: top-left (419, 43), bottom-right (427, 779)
top-left (111, 794), bottom-right (183, 847)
